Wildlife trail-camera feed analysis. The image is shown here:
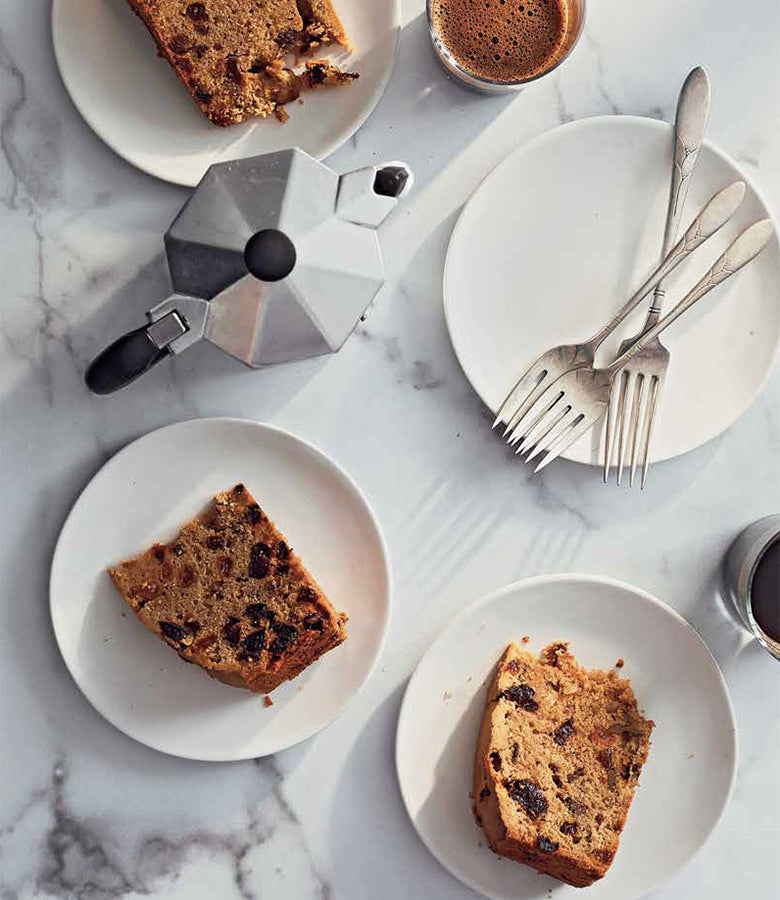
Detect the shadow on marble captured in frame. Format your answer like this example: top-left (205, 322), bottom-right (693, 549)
top-left (330, 12), bottom-right (518, 187)
top-left (328, 681), bottom-right (482, 899)
top-left (685, 567), bottom-right (779, 772)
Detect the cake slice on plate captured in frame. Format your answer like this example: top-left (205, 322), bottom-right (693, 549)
top-left (473, 642), bottom-right (654, 887)
top-left (126, 0), bottom-right (358, 125)
top-left (109, 483), bottom-right (348, 693)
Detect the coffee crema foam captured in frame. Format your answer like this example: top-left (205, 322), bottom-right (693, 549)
top-left (431, 0), bottom-right (569, 83)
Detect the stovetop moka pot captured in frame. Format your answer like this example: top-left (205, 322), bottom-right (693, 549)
top-left (86, 148), bottom-right (413, 394)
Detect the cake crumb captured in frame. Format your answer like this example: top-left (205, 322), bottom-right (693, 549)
top-left (615, 658), bottom-right (624, 668)
top-left (443, 690), bottom-right (453, 701)
top-left (263, 695), bottom-right (273, 707)
top-left (687, 752), bottom-right (695, 759)
top-left (521, 635), bottom-right (530, 644)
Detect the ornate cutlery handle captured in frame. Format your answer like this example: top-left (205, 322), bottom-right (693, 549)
top-left (648, 66), bottom-right (711, 320)
top-left (608, 219), bottom-right (774, 371)
top-left (587, 181), bottom-right (745, 349)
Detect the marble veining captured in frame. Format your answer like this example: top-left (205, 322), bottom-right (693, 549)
top-left (1, 1), bottom-right (778, 899)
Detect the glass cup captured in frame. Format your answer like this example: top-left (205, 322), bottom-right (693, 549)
top-left (426, 0), bottom-right (586, 93)
top-left (722, 514), bottom-right (780, 661)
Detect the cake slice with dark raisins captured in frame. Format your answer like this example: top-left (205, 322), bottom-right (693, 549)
top-left (125, 1), bottom-right (357, 126)
top-left (472, 642), bottom-right (653, 887)
top-left (108, 483), bottom-right (347, 694)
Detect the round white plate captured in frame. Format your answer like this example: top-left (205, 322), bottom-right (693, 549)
top-left (52, 0), bottom-right (400, 186)
top-left (444, 116), bottom-right (780, 466)
top-left (51, 418), bottom-right (390, 760)
top-left (396, 575), bottom-right (737, 900)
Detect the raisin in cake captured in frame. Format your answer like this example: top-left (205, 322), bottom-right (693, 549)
top-left (473, 642), bottom-right (653, 887)
top-left (108, 483), bottom-right (347, 693)
top-left (126, 1), bottom-right (357, 125)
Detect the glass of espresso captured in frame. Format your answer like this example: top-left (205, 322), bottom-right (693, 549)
top-left (722, 515), bottom-right (780, 662)
top-left (427, 0), bottom-right (586, 92)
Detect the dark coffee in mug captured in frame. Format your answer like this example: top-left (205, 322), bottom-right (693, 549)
top-left (430, 0), bottom-right (571, 83)
top-left (751, 537), bottom-right (780, 642)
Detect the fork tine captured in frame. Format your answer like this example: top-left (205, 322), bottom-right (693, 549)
top-left (627, 374), bottom-right (648, 487)
top-left (493, 366), bottom-right (547, 430)
top-left (523, 408), bottom-right (577, 463)
top-left (506, 388), bottom-right (565, 447)
top-left (602, 384), bottom-right (618, 484)
top-left (615, 371), bottom-right (636, 486)
top-left (534, 413), bottom-right (596, 473)
top-left (640, 374), bottom-right (665, 489)
top-left (502, 374), bottom-right (554, 438)
top-left (517, 402), bottom-right (572, 453)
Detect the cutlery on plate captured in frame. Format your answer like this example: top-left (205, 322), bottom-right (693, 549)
top-left (604, 66), bottom-right (711, 487)
top-left (507, 219), bottom-right (775, 473)
top-left (496, 180), bottom-right (746, 443)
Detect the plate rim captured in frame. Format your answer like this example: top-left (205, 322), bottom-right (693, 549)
top-left (442, 114), bottom-right (780, 466)
top-left (395, 571), bottom-right (738, 900)
top-left (49, 416), bottom-right (392, 761)
top-left (51, 0), bottom-right (403, 186)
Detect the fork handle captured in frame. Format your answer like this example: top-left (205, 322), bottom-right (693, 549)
top-left (646, 66), bottom-right (711, 322)
top-left (586, 180), bottom-right (745, 350)
top-left (606, 219), bottom-right (774, 374)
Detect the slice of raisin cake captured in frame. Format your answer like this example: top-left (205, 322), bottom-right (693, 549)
top-left (473, 642), bottom-right (653, 887)
top-left (108, 483), bottom-right (347, 693)
top-left (126, 0), bottom-right (357, 125)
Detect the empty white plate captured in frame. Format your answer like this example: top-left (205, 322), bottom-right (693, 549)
top-left (444, 116), bottom-right (780, 466)
top-left (50, 418), bottom-right (390, 760)
top-left (396, 575), bottom-right (737, 900)
top-left (52, 0), bottom-right (400, 185)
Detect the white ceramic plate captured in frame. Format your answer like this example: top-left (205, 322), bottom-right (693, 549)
top-left (444, 116), bottom-right (780, 466)
top-left (52, 0), bottom-right (400, 186)
top-left (396, 575), bottom-right (737, 900)
top-left (50, 418), bottom-right (390, 760)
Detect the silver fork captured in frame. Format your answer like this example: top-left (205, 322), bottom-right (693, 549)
top-left (508, 220), bottom-right (775, 474)
top-left (497, 180), bottom-right (745, 445)
top-left (604, 66), bottom-right (711, 487)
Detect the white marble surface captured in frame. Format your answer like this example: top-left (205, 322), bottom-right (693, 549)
top-left (1, 1), bottom-right (779, 898)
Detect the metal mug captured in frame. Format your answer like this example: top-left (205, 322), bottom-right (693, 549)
top-left (722, 514), bottom-right (780, 661)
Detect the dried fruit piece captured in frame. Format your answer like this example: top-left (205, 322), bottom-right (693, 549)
top-left (222, 617), bottom-right (241, 646)
top-left (560, 822), bottom-right (578, 836)
top-left (501, 683), bottom-right (539, 712)
top-left (275, 29), bottom-right (298, 51)
top-left (303, 614), bottom-right (324, 633)
top-left (186, 2), bottom-right (208, 20)
top-left (247, 503), bottom-right (264, 525)
top-left (168, 33), bottom-right (194, 54)
top-left (249, 543), bottom-right (271, 579)
top-left (504, 780), bottom-right (547, 819)
top-left (297, 586), bottom-right (317, 603)
top-left (159, 621), bottom-right (187, 643)
top-left (242, 630), bottom-right (266, 658)
top-left (553, 718), bottom-right (575, 746)
top-left (561, 796), bottom-right (587, 816)
top-left (490, 751), bottom-right (502, 772)
top-left (269, 622), bottom-right (298, 655)
top-left (537, 836), bottom-right (559, 854)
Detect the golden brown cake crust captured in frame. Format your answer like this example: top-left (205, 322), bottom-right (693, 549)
top-left (125, 0), bottom-right (356, 125)
top-left (473, 643), bottom-right (654, 888)
top-left (108, 483), bottom-right (347, 693)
